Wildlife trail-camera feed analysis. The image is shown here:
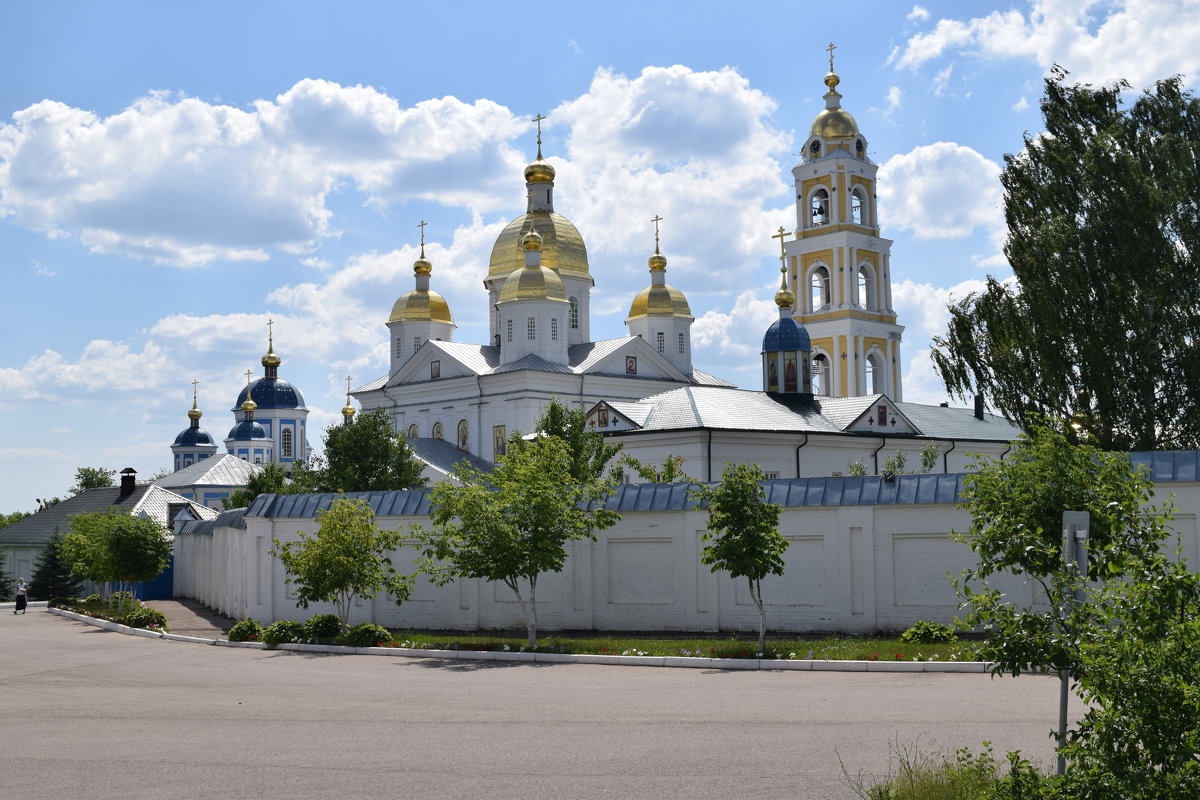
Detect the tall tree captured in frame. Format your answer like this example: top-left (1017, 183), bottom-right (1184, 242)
top-left (271, 496), bottom-right (412, 632)
top-left (61, 509), bottom-right (172, 610)
top-left (30, 534), bottom-right (82, 600)
top-left (932, 71), bottom-right (1200, 450)
top-left (223, 461), bottom-right (306, 510)
top-left (69, 467), bottom-right (115, 495)
top-left (535, 399), bottom-right (623, 482)
top-left (693, 463), bottom-right (788, 653)
top-left (318, 409), bottom-right (426, 492)
top-left (416, 433), bottom-right (619, 648)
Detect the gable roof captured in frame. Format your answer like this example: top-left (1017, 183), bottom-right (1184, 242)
top-left (0, 484), bottom-right (218, 548)
top-left (407, 437), bottom-right (495, 476)
top-left (153, 453), bottom-right (262, 490)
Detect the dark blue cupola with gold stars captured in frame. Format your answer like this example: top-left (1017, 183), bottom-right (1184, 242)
top-left (170, 379), bottom-right (218, 471)
top-left (762, 229), bottom-right (812, 397)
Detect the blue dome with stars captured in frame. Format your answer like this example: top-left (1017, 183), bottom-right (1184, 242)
top-left (227, 420), bottom-right (270, 441)
top-left (761, 317), bottom-right (811, 353)
top-left (233, 377), bottom-right (306, 411)
top-left (173, 426), bottom-right (215, 447)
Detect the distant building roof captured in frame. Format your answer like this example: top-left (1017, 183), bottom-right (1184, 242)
top-left (407, 437), bottom-right (495, 476)
top-left (154, 453), bottom-right (262, 490)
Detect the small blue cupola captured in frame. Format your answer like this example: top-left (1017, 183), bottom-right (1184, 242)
top-left (761, 264), bottom-right (813, 397)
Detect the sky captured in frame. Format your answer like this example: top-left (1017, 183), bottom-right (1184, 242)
top-left (2, 0), bottom-right (1198, 512)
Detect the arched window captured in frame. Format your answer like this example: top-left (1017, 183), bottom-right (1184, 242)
top-left (457, 419), bottom-right (469, 451)
top-left (809, 266), bottom-right (831, 312)
top-left (851, 189), bottom-right (865, 225)
top-left (858, 265), bottom-right (875, 310)
top-left (432, 422), bottom-right (444, 440)
top-left (569, 296), bottom-right (579, 329)
top-left (281, 428), bottom-right (293, 458)
top-left (865, 352), bottom-right (884, 395)
top-left (812, 353), bottom-right (832, 396)
top-left (407, 424), bottom-right (418, 439)
top-left (810, 188), bottom-right (830, 226)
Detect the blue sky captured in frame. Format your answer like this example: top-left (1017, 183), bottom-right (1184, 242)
top-left (2, 0), bottom-right (1198, 512)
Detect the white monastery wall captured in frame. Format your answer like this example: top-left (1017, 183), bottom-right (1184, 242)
top-left (174, 480), bottom-right (1200, 634)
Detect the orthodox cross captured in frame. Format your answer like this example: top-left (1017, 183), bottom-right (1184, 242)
top-left (826, 41), bottom-right (837, 72)
top-left (417, 219), bottom-right (427, 248)
top-left (771, 226), bottom-right (790, 269)
top-left (191, 378), bottom-right (199, 404)
top-left (651, 214), bottom-right (663, 251)
top-left (345, 374), bottom-right (352, 396)
top-left (533, 113), bottom-right (546, 145)
top-left (266, 317), bottom-right (274, 349)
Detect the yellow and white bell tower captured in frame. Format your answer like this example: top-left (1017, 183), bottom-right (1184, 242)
top-left (782, 45), bottom-right (904, 400)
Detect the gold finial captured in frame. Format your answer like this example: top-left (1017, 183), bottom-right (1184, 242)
top-left (188, 378), bottom-right (202, 420)
top-left (242, 369), bottom-right (257, 413)
top-left (772, 227), bottom-right (794, 308)
top-left (648, 214), bottom-right (667, 270)
top-left (827, 41), bottom-right (837, 73)
top-left (533, 113), bottom-right (546, 159)
top-left (413, 220), bottom-right (432, 275)
top-left (342, 374), bottom-right (356, 419)
top-left (262, 317), bottom-right (282, 368)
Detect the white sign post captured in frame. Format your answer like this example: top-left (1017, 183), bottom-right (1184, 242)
top-left (1057, 510), bottom-right (1090, 776)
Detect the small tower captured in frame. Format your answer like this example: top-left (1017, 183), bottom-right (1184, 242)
top-left (495, 227), bottom-right (570, 365)
top-left (225, 370), bottom-right (274, 465)
top-left (625, 215), bottom-right (694, 374)
top-left (170, 379), bottom-right (218, 471)
top-left (762, 229), bottom-right (813, 398)
top-left (486, 114), bottom-right (593, 348)
top-left (783, 44), bottom-right (904, 398)
top-left (341, 375), bottom-right (356, 426)
top-left (387, 221), bottom-right (455, 374)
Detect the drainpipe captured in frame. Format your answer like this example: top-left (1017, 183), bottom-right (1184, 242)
top-left (706, 429), bottom-right (713, 483)
top-left (999, 443), bottom-right (1013, 461)
top-left (475, 375), bottom-right (485, 456)
top-left (871, 436), bottom-right (887, 476)
top-left (942, 439), bottom-right (956, 474)
top-left (795, 432), bottom-right (809, 478)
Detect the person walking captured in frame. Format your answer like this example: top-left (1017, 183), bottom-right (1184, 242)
top-left (14, 578), bottom-right (28, 614)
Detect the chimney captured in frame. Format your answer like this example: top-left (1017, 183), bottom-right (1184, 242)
top-left (119, 467), bottom-right (137, 497)
top-left (973, 395), bottom-right (985, 421)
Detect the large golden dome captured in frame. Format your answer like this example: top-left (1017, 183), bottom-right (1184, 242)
top-left (389, 289), bottom-right (453, 323)
top-left (627, 284), bottom-right (692, 321)
top-left (524, 158), bottom-right (556, 183)
top-left (810, 108), bottom-right (859, 140)
top-left (498, 263), bottom-right (568, 303)
top-left (488, 211), bottom-right (590, 282)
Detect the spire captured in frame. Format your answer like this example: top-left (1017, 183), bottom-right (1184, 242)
top-left (810, 42), bottom-right (859, 140)
top-left (241, 369), bottom-right (257, 416)
top-left (187, 378), bottom-right (202, 424)
top-left (342, 374), bottom-right (356, 424)
top-left (771, 226), bottom-right (795, 313)
top-left (524, 112), bottom-right (556, 185)
top-left (261, 318), bottom-right (281, 377)
top-left (414, 219), bottom-right (431, 276)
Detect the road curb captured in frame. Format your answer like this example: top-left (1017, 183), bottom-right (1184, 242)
top-left (46, 607), bottom-right (993, 673)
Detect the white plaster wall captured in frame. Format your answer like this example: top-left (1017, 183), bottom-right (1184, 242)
top-left (175, 481), bottom-right (1200, 634)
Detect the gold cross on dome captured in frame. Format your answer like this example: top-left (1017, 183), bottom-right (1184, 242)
top-left (345, 374), bottom-right (352, 395)
top-left (533, 113), bottom-right (546, 144)
top-left (191, 378), bottom-right (198, 399)
top-left (651, 214), bottom-right (663, 250)
top-left (826, 41), bottom-right (837, 72)
top-left (244, 369), bottom-right (253, 388)
top-left (417, 219), bottom-right (427, 247)
top-left (266, 317), bottom-right (274, 349)
top-left (771, 226), bottom-right (790, 267)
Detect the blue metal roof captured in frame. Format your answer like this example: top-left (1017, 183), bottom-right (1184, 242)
top-left (761, 317), bottom-right (811, 353)
top-left (226, 419), bottom-right (270, 441)
top-left (234, 376), bottom-right (306, 411)
top-left (172, 426), bottom-right (215, 447)
top-left (1130, 451), bottom-right (1200, 482)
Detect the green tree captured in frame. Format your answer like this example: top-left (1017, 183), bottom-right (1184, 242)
top-left (416, 433), bottom-right (620, 648)
top-left (317, 409), bottom-right (426, 492)
top-left (29, 533), bottom-right (82, 600)
top-left (620, 453), bottom-right (696, 483)
top-left (223, 461), bottom-right (304, 510)
top-left (932, 71), bottom-right (1200, 450)
top-left (270, 496), bottom-right (412, 632)
top-left (536, 399), bottom-right (623, 482)
top-left (692, 463), bottom-right (789, 653)
top-left (69, 466), bottom-right (115, 495)
top-left (0, 511), bottom-right (31, 529)
top-left (0, 552), bottom-right (11, 600)
top-left (61, 509), bottom-right (172, 610)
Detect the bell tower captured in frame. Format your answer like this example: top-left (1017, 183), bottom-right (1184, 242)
top-left (782, 44), bottom-right (904, 399)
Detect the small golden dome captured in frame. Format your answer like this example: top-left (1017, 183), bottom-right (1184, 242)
top-left (413, 255), bottom-right (432, 276)
top-left (342, 402), bottom-right (356, 419)
top-left (389, 289), bottom-right (453, 323)
top-left (489, 212), bottom-right (591, 281)
top-left (187, 406), bottom-right (203, 421)
top-left (261, 347), bottom-right (281, 369)
top-left (522, 228), bottom-right (543, 251)
top-left (824, 70), bottom-right (841, 90)
top-left (524, 158), bottom-right (556, 183)
top-left (241, 397), bottom-right (257, 413)
top-left (775, 267), bottom-right (795, 308)
top-left (648, 251), bottom-right (667, 271)
top-left (498, 263), bottom-right (568, 303)
top-left (627, 284), bottom-right (693, 321)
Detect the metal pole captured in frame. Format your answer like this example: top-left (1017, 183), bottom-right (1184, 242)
top-left (1057, 511), bottom-right (1090, 777)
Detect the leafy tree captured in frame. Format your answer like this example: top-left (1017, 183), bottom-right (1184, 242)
top-left (692, 463), bottom-right (788, 653)
top-left (69, 466), bottom-right (115, 495)
top-left (416, 433), bottom-right (619, 648)
top-left (29, 533), bottom-right (82, 600)
top-left (0, 552), bottom-right (11, 600)
top-left (270, 496), bottom-right (412, 632)
top-left (536, 399), bottom-right (623, 482)
top-left (620, 453), bottom-right (696, 484)
top-left (0, 511), bottom-right (30, 529)
top-left (317, 409), bottom-right (426, 492)
top-left (224, 461), bottom-right (298, 510)
top-left (61, 509), bottom-right (172, 610)
top-left (932, 71), bottom-right (1200, 450)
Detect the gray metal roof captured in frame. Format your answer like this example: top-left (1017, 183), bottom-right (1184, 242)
top-left (153, 453), bottom-right (262, 489)
top-left (408, 437), bottom-right (495, 475)
top-left (612, 386), bottom-right (842, 433)
top-left (178, 507), bottom-right (249, 537)
top-left (895, 401), bottom-right (1023, 442)
top-left (0, 484), bottom-right (217, 547)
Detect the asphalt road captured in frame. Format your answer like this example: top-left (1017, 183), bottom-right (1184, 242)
top-left (0, 610), bottom-right (1073, 799)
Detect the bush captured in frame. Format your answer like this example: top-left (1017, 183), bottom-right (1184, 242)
top-left (84, 593), bottom-right (102, 604)
top-left (48, 596), bottom-right (76, 609)
top-left (122, 605), bottom-right (167, 630)
top-left (111, 590), bottom-right (134, 602)
top-left (261, 619), bottom-right (306, 648)
top-left (340, 622), bottom-right (393, 648)
top-left (304, 613), bottom-right (342, 642)
top-left (901, 621), bottom-right (956, 644)
top-left (227, 618), bottom-right (264, 642)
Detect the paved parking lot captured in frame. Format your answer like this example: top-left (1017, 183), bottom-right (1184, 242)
top-left (0, 610), bottom-right (1073, 799)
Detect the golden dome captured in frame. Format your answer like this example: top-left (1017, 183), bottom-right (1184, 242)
top-left (241, 397), bottom-right (257, 413)
top-left (524, 158), bottom-right (556, 183)
top-left (498, 263), bottom-right (568, 303)
top-left (648, 251), bottom-right (667, 271)
top-left (627, 284), bottom-right (693, 321)
top-left (811, 107), bottom-right (859, 140)
top-left (187, 406), bottom-right (203, 421)
top-left (488, 211), bottom-right (590, 282)
top-left (261, 342), bottom-right (281, 369)
top-left (389, 289), bottom-right (453, 323)
top-left (413, 255), bottom-right (432, 276)
top-left (342, 402), bottom-right (356, 419)
top-left (774, 268), bottom-right (795, 308)
top-left (522, 228), bottom-right (543, 250)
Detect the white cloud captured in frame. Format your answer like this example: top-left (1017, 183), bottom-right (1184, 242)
top-left (886, 86), bottom-right (903, 114)
top-left (31, 259), bottom-right (54, 276)
top-left (931, 64), bottom-right (954, 96)
top-left (901, 348), bottom-right (953, 405)
top-left (0, 447), bottom-right (72, 462)
top-left (1012, 95), bottom-right (1030, 111)
top-left (895, 1), bottom-right (1200, 89)
top-left (877, 142), bottom-right (1003, 240)
top-left (0, 340), bottom-right (172, 402)
top-left (892, 277), bottom-right (989, 338)
top-left (907, 5), bottom-right (931, 22)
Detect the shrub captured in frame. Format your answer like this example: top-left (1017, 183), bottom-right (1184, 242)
top-left (48, 597), bottom-right (76, 609)
top-left (304, 613), bottom-right (342, 642)
top-left (111, 590), bottom-right (134, 602)
top-left (261, 619), bottom-right (306, 648)
top-left (122, 605), bottom-right (167, 630)
top-left (901, 620), bottom-right (956, 644)
top-left (227, 618), bottom-right (264, 642)
top-left (84, 593), bottom-right (102, 604)
top-left (340, 622), bottom-right (393, 648)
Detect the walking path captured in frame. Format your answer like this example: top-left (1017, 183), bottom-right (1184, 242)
top-left (142, 598), bottom-right (235, 638)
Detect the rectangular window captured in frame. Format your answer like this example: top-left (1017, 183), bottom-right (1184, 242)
top-left (527, 317), bottom-right (536, 340)
top-left (763, 471), bottom-right (779, 480)
top-left (431, 360), bottom-right (441, 379)
top-left (413, 336), bottom-right (421, 353)
top-left (281, 428), bottom-right (294, 458)
top-left (395, 338), bottom-right (403, 358)
top-left (656, 332), bottom-right (665, 353)
top-left (551, 318), bottom-right (558, 341)
top-left (878, 406), bottom-right (888, 427)
top-left (678, 332), bottom-right (685, 354)
top-left (506, 319), bottom-right (513, 343)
